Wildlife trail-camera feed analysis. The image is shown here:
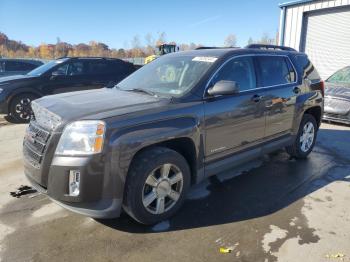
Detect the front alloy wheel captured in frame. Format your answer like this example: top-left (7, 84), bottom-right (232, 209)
top-left (142, 163), bottom-right (183, 215)
top-left (9, 94), bottom-right (37, 123)
top-left (123, 147), bottom-right (191, 225)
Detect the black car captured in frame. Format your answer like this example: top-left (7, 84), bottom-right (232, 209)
top-left (0, 57), bottom-right (136, 122)
top-left (323, 66), bottom-right (350, 124)
top-left (24, 44), bottom-right (324, 224)
top-left (0, 58), bottom-right (43, 77)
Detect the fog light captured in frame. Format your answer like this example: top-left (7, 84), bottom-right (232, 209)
top-left (69, 170), bottom-right (80, 196)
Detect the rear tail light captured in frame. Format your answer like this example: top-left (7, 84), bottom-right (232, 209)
top-left (320, 80), bottom-right (325, 97)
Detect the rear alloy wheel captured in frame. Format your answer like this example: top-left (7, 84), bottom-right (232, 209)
top-left (9, 94), bottom-right (37, 123)
top-left (286, 113), bottom-right (318, 158)
top-left (124, 147), bottom-right (190, 225)
top-left (299, 121), bottom-right (315, 153)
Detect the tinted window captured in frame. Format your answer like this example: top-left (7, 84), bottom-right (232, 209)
top-left (21, 63), bottom-right (39, 70)
top-left (88, 60), bottom-right (129, 75)
top-left (88, 61), bottom-right (111, 74)
top-left (257, 56), bottom-right (295, 87)
top-left (67, 62), bottom-right (85, 75)
top-left (53, 63), bottom-right (69, 75)
top-left (27, 59), bottom-right (69, 76)
top-left (211, 56), bottom-right (256, 91)
top-left (294, 55), bottom-right (320, 81)
top-left (5, 61), bottom-right (30, 71)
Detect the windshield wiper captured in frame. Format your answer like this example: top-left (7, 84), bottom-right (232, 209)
top-left (124, 88), bottom-right (157, 96)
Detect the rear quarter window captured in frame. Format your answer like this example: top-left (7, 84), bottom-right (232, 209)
top-left (293, 55), bottom-right (320, 81)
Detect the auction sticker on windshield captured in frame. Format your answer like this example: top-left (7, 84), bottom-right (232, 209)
top-left (192, 57), bottom-right (217, 63)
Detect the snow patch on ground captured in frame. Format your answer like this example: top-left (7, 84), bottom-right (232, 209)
top-left (262, 225), bottom-right (288, 253)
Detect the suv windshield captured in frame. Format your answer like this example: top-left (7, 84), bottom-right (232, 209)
top-left (117, 55), bottom-right (216, 97)
top-left (27, 59), bottom-right (68, 76)
top-left (327, 66), bottom-right (350, 84)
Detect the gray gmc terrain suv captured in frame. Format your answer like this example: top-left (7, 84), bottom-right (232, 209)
top-left (23, 44), bottom-right (324, 225)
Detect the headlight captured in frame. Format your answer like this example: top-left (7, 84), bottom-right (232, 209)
top-left (0, 88), bottom-right (4, 93)
top-left (31, 101), bottom-right (61, 130)
top-left (55, 120), bottom-right (105, 156)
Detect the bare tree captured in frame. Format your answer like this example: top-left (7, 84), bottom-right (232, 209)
top-left (247, 37), bottom-right (254, 45)
top-left (131, 35), bottom-right (141, 48)
top-left (156, 32), bottom-right (167, 46)
top-left (258, 33), bottom-right (275, 45)
top-left (224, 34), bottom-right (237, 47)
top-left (144, 33), bottom-right (154, 47)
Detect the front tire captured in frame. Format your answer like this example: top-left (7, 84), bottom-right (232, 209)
top-left (9, 94), bottom-right (37, 123)
top-left (123, 147), bottom-right (191, 225)
top-left (286, 113), bottom-right (318, 159)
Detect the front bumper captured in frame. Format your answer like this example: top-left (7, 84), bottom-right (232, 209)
top-left (24, 154), bottom-right (123, 219)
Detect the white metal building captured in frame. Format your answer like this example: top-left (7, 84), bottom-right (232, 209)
top-left (278, 0), bottom-right (350, 79)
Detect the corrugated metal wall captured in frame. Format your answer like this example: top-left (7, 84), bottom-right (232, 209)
top-left (302, 8), bottom-right (350, 79)
top-left (281, 0), bottom-right (350, 49)
top-left (280, 0), bottom-right (350, 78)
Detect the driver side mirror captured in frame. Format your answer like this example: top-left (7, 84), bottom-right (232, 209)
top-left (207, 80), bottom-right (239, 96)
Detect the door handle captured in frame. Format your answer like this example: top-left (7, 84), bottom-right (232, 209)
top-left (251, 94), bottom-right (262, 102)
top-left (293, 87), bottom-right (301, 94)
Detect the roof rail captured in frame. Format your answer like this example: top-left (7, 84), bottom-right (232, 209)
top-left (195, 46), bottom-right (240, 50)
top-left (245, 44), bottom-right (296, 52)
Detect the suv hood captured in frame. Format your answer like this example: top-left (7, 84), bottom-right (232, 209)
top-left (35, 88), bottom-right (166, 124)
top-left (0, 74), bottom-right (37, 84)
top-left (325, 82), bottom-right (350, 99)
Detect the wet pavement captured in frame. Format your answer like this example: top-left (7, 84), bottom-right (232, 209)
top-left (0, 120), bottom-right (349, 262)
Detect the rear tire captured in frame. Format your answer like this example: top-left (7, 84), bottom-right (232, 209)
top-left (9, 94), bottom-right (37, 123)
top-left (123, 147), bottom-right (191, 225)
top-left (286, 113), bottom-right (318, 159)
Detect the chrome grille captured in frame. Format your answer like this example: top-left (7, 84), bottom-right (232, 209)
top-left (23, 122), bottom-right (51, 168)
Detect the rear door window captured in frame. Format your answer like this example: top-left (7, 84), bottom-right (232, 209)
top-left (87, 61), bottom-right (114, 75)
top-left (21, 62), bottom-right (39, 71)
top-left (256, 56), bottom-right (296, 87)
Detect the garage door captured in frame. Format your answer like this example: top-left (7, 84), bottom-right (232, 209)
top-left (301, 7), bottom-right (350, 80)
